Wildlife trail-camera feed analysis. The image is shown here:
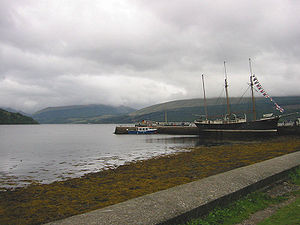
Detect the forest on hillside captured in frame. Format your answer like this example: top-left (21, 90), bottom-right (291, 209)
top-left (0, 109), bottom-right (38, 124)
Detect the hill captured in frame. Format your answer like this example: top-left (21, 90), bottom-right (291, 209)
top-left (1, 107), bottom-right (32, 117)
top-left (33, 104), bottom-right (136, 124)
top-left (93, 96), bottom-right (300, 124)
top-left (30, 96), bottom-right (300, 124)
top-left (0, 109), bottom-right (38, 124)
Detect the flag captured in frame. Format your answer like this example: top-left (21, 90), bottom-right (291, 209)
top-left (252, 75), bottom-right (284, 113)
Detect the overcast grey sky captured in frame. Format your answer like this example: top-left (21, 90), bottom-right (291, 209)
top-left (0, 0), bottom-right (299, 113)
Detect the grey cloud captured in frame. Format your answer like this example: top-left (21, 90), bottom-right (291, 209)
top-left (0, 0), bottom-right (299, 113)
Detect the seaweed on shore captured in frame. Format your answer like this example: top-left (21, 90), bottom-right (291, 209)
top-left (0, 136), bottom-right (300, 225)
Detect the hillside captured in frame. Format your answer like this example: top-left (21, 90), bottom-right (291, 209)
top-left (1, 107), bottom-right (32, 117)
top-left (95, 96), bottom-right (300, 124)
top-left (29, 96), bottom-right (300, 124)
top-left (0, 109), bottom-right (38, 124)
top-left (33, 104), bottom-right (136, 124)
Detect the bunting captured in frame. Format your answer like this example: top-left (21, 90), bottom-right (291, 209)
top-left (252, 74), bottom-right (284, 113)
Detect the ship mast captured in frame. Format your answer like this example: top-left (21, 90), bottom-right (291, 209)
top-left (224, 61), bottom-right (231, 116)
top-left (201, 74), bottom-right (208, 120)
top-left (249, 58), bottom-right (256, 120)
top-left (164, 110), bottom-right (168, 123)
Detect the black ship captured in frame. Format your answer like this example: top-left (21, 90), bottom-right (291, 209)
top-left (194, 115), bottom-right (280, 133)
top-left (194, 59), bottom-right (281, 133)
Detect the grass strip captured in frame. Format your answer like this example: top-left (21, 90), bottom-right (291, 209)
top-left (0, 136), bottom-right (300, 225)
top-left (258, 167), bottom-right (300, 225)
top-left (183, 167), bottom-right (300, 225)
top-left (257, 191), bottom-right (300, 225)
top-left (185, 192), bottom-right (287, 225)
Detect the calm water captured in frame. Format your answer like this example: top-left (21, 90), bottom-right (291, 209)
top-left (0, 124), bottom-right (202, 189)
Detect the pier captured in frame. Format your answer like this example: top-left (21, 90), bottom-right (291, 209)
top-left (114, 125), bottom-right (300, 135)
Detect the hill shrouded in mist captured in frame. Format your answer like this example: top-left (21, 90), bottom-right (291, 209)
top-left (30, 96), bottom-right (300, 124)
top-left (33, 104), bottom-right (136, 124)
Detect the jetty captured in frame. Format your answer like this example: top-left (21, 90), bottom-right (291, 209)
top-left (115, 125), bottom-right (300, 135)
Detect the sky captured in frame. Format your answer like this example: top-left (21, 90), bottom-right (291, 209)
top-left (0, 0), bottom-right (299, 113)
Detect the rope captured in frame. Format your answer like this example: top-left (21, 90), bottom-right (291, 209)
top-left (236, 84), bottom-right (250, 105)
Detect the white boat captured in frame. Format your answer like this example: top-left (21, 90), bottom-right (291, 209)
top-left (127, 127), bottom-right (157, 134)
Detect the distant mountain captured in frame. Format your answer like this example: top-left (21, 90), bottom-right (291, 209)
top-left (0, 108), bottom-right (38, 124)
top-left (33, 104), bottom-right (136, 124)
top-left (30, 96), bottom-right (300, 124)
top-left (95, 96), bottom-right (300, 124)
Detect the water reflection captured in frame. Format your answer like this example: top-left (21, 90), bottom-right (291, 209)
top-left (0, 126), bottom-right (196, 189)
top-left (0, 124), bottom-right (278, 190)
top-left (144, 133), bottom-right (276, 147)
top-left (145, 135), bottom-right (198, 145)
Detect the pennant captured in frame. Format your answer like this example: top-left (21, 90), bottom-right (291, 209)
top-left (252, 74), bottom-right (284, 113)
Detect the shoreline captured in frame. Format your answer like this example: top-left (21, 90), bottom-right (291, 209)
top-left (1, 135), bottom-right (300, 225)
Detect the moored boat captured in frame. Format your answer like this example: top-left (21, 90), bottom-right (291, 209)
top-left (127, 127), bottom-right (157, 134)
top-left (195, 114), bottom-right (280, 133)
top-left (195, 59), bottom-right (282, 133)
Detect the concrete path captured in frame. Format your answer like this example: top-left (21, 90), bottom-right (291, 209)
top-left (46, 151), bottom-right (300, 225)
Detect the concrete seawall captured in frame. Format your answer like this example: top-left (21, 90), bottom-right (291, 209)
top-left (46, 151), bottom-right (300, 225)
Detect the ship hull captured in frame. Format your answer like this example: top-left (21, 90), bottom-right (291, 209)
top-left (195, 117), bottom-right (280, 133)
